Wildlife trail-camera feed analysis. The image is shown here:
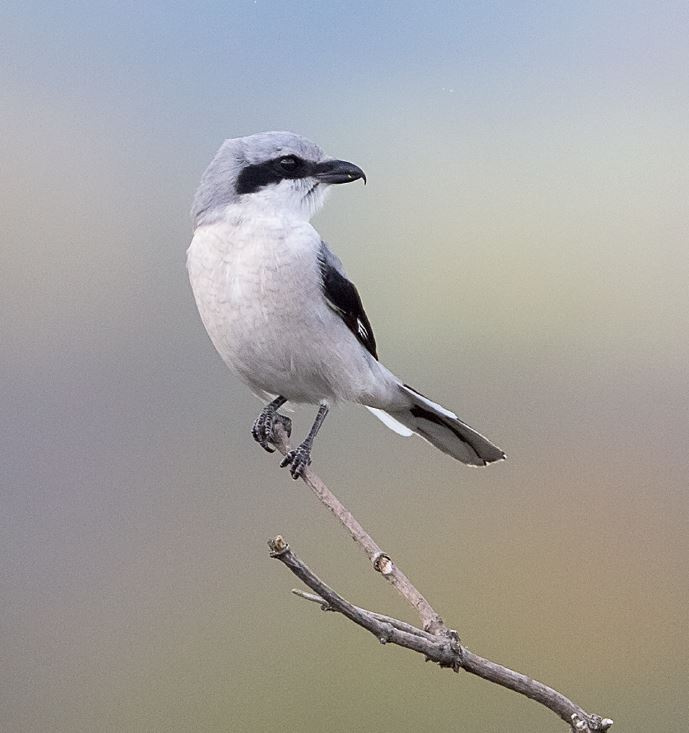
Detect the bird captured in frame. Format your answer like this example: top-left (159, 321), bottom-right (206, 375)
top-left (187, 131), bottom-right (505, 478)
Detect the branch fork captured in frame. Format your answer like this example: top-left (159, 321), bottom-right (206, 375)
top-left (265, 424), bottom-right (612, 733)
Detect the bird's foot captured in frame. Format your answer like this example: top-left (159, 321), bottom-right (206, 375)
top-left (251, 409), bottom-right (292, 453)
top-left (280, 442), bottom-right (312, 480)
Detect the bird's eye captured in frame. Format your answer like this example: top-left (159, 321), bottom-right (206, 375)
top-left (278, 156), bottom-right (300, 172)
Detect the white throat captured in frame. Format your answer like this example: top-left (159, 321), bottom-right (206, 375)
top-left (228, 179), bottom-right (329, 223)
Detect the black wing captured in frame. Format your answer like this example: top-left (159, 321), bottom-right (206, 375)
top-left (318, 242), bottom-right (378, 360)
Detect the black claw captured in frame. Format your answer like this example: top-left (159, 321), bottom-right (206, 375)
top-left (251, 411), bottom-right (276, 453)
top-left (280, 444), bottom-right (312, 479)
top-left (252, 405), bottom-right (292, 453)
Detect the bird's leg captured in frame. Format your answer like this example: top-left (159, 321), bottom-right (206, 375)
top-left (251, 396), bottom-right (291, 453)
top-left (280, 401), bottom-right (330, 479)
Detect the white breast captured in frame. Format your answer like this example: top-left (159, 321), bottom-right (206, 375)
top-left (187, 211), bottom-right (328, 399)
top-left (187, 208), bottom-right (399, 406)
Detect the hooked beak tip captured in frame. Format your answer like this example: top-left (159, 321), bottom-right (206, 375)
top-left (314, 159), bottom-right (367, 186)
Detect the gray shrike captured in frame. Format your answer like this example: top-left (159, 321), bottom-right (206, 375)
top-left (187, 131), bottom-right (505, 478)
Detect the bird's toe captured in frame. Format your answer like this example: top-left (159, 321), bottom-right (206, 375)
top-left (280, 445), bottom-right (311, 479)
top-left (251, 411), bottom-right (276, 453)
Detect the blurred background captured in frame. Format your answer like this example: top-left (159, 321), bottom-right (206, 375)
top-left (2, 2), bottom-right (688, 731)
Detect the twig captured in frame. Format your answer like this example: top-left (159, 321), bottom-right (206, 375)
top-left (291, 589), bottom-right (439, 641)
top-left (269, 536), bottom-right (457, 662)
top-left (269, 537), bottom-right (613, 733)
top-left (266, 425), bottom-right (613, 732)
top-left (272, 423), bottom-right (444, 632)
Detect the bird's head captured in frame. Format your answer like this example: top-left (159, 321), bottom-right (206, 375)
top-left (192, 131), bottom-right (366, 226)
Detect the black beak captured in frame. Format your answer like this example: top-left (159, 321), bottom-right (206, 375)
top-left (314, 159), bottom-right (367, 185)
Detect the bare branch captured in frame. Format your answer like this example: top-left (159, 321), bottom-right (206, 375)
top-left (291, 589), bottom-right (440, 641)
top-left (269, 536), bottom-right (459, 665)
top-left (269, 537), bottom-right (613, 733)
top-left (266, 426), bottom-right (613, 732)
top-left (272, 423), bottom-right (444, 632)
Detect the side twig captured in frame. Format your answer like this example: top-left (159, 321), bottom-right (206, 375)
top-left (267, 426), bottom-right (612, 733)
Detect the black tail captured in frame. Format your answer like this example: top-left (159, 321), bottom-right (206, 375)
top-left (368, 384), bottom-right (505, 467)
